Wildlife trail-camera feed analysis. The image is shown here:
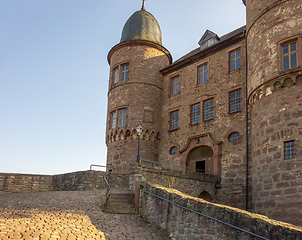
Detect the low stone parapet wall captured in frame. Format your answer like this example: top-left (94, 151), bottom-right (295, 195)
top-left (0, 173), bottom-right (53, 193)
top-left (0, 170), bottom-right (131, 193)
top-left (131, 164), bottom-right (220, 199)
top-left (141, 183), bottom-right (302, 240)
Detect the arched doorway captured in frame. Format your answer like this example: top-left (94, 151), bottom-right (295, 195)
top-left (186, 146), bottom-right (213, 174)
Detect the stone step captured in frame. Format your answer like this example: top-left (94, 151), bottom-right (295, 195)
top-left (104, 188), bottom-right (136, 215)
top-left (105, 206), bottom-right (136, 214)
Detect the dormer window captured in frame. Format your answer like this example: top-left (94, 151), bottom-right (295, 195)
top-left (198, 30), bottom-right (220, 50)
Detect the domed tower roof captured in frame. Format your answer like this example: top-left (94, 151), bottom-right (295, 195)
top-left (120, 1), bottom-right (162, 45)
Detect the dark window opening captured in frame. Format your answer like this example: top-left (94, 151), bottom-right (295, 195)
top-left (196, 161), bottom-right (205, 173)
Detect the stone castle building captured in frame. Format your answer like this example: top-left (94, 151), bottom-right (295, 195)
top-left (105, 0), bottom-right (302, 226)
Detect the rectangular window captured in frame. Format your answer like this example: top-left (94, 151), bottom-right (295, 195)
top-left (121, 64), bottom-right (129, 81)
top-left (111, 112), bottom-right (116, 129)
top-left (198, 64), bottom-right (208, 84)
top-left (191, 103), bottom-right (200, 124)
top-left (282, 41), bottom-right (298, 70)
top-left (230, 49), bottom-right (241, 72)
top-left (113, 67), bottom-right (119, 83)
top-left (170, 110), bottom-right (179, 130)
top-left (203, 99), bottom-right (214, 121)
top-left (284, 141), bottom-right (294, 159)
top-left (118, 109), bottom-right (127, 127)
top-left (171, 76), bottom-right (180, 95)
top-left (229, 89), bottom-right (242, 113)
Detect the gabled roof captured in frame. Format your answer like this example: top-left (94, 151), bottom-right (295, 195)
top-left (160, 25), bottom-right (246, 75)
top-left (198, 30), bottom-right (220, 45)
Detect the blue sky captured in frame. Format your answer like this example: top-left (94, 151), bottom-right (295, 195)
top-left (0, 0), bottom-right (246, 175)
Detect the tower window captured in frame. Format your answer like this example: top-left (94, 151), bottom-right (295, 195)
top-left (284, 140), bottom-right (294, 159)
top-left (111, 112), bottom-right (116, 128)
top-left (191, 103), bottom-right (200, 124)
top-left (118, 109), bottom-right (127, 127)
top-left (113, 67), bottom-right (119, 84)
top-left (112, 63), bottom-right (129, 84)
top-left (121, 64), bottom-right (129, 81)
top-left (203, 98), bottom-right (214, 121)
top-left (230, 48), bottom-right (241, 72)
top-left (198, 63), bottom-right (208, 84)
top-left (282, 41), bottom-right (297, 70)
top-left (171, 76), bottom-right (180, 95)
top-left (229, 89), bottom-right (241, 113)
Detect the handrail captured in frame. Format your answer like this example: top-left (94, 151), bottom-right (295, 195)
top-left (90, 164), bottom-right (107, 170)
top-left (145, 190), bottom-right (269, 240)
top-left (104, 172), bottom-right (111, 196)
top-left (140, 159), bottom-right (213, 174)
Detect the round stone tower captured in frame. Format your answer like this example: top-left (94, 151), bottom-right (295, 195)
top-left (244, 0), bottom-right (302, 225)
top-left (106, 2), bottom-right (172, 170)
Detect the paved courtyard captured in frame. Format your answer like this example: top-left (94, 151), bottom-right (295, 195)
top-left (0, 190), bottom-right (170, 240)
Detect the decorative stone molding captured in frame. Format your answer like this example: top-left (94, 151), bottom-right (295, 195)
top-left (248, 72), bottom-right (302, 109)
top-left (106, 128), bottom-right (160, 144)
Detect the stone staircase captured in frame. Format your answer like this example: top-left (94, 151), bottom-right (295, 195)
top-left (105, 187), bottom-right (136, 214)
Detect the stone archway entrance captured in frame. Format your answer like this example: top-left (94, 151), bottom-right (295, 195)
top-left (179, 133), bottom-right (222, 177)
top-left (187, 146), bottom-right (213, 174)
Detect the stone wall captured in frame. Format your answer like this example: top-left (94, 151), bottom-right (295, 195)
top-left (130, 164), bottom-right (219, 200)
top-left (141, 183), bottom-right (302, 240)
top-left (0, 170), bottom-right (130, 193)
top-left (0, 173), bottom-right (53, 193)
top-left (159, 33), bottom-right (248, 211)
top-left (106, 43), bottom-right (171, 169)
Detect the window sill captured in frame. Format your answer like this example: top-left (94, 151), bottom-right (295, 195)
top-left (228, 67), bottom-right (243, 74)
top-left (278, 65), bottom-right (301, 75)
top-left (190, 122), bottom-right (200, 126)
top-left (169, 128), bottom-right (179, 133)
top-left (170, 92), bottom-right (180, 98)
top-left (229, 110), bottom-right (242, 115)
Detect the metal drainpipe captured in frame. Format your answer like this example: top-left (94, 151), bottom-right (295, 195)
top-left (245, 29), bottom-right (249, 211)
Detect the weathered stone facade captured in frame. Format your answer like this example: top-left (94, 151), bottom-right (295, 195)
top-left (245, 0), bottom-right (302, 226)
top-left (105, 1), bottom-right (302, 226)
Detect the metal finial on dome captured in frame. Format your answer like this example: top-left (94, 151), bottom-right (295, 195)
top-left (141, 0), bottom-right (146, 10)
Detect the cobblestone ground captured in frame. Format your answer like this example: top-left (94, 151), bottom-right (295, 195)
top-left (0, 190), bottom-right (169, 240)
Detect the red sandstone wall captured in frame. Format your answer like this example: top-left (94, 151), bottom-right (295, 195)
top-left (159, 38), bottom-right (247, 210)
top-left (246, 0), bottom-right (302, 226)
top-left (141, 183), bottom-right (302, 240)
top-left (0, 173), bottom-right (53, 193)
top-left (106, 43), bottom-right (170, 168)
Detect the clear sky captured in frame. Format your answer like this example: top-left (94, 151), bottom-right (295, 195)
top-left (0, 0), bottom-right (246, 175)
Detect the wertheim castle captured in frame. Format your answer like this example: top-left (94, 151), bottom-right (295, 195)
top-left (105, 0), bottom-right (302, 226)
